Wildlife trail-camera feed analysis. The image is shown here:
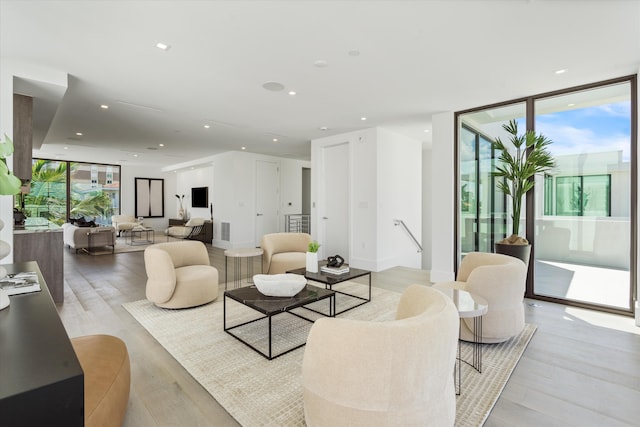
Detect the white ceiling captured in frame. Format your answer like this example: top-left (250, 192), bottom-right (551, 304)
top-left (1, 0), bottom-right (639, 169)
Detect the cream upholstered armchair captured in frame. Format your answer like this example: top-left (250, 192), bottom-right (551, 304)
top-left (302, 285), bottom-right (459, 427)
top-left (434, 251), bottom-right (527, 344)
top-left (165, 217), bottom-right (205, 241)
top-left (144, 241), bottom-right (218, 309)
top-left (111, 215), bottom-right (137, 236)
top-left (260, 232), bottom-right (311, 274)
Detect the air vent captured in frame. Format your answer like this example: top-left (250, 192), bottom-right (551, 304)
top-left (221, 222), bottom-right (230, 241)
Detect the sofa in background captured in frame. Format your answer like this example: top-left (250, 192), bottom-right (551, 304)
top-left (260, 232), bottom-right (311, 274)
top-left (62, 223), bottom-right (116, 253)
top-left (144, 240), bottom-right (219, 309)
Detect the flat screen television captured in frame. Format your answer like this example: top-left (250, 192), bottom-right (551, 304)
top-left (191, 186), bottom-right (208, 208)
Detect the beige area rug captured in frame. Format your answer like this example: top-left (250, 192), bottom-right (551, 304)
top-left (123, 283), bottom-right (536, 427)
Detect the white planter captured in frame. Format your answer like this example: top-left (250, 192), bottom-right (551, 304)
top-left (306, 252), bottom-right (318, 273)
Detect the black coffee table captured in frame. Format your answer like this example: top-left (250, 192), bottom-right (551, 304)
top-left (287, 265), bottom-right (372, 315)
top-left (223, 285), bottom-right (335, 360)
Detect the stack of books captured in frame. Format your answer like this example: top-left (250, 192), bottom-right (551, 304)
top-left (0, 271), bottom-right (41, 296)
top-left (320, 265), bottom-right (350, 275)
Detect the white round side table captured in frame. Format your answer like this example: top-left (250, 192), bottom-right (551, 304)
top-left (434, 286), bottom-right (488, 394)
top-left (224, 248), bottom-right (264, 290)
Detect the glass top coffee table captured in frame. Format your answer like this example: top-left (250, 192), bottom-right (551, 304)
top-left (287, 264), bottom-right (372, 315)
top-left (223, 284), bottom-right (335, 360)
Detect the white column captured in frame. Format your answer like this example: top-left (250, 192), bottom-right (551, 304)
top-left (430, 111), bottom-right (456, 282)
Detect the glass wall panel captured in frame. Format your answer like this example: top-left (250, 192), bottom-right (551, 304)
top-left (21, 159), bottom-right (121, 227)
top-left (457, 103), bottom-right (525, 261)
top-left (533, 81), bottom-right (632, 311)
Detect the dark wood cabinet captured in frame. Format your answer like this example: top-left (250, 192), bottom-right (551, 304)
top-left (0, 262), bottom-right (84, 426)
top-left (168, 219), bottom-right (213, 243)
top-left (13, 230), bottom-right (64, 303)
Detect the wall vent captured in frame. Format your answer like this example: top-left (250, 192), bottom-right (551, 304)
top-left (221, 222), bottom-right (230, 241)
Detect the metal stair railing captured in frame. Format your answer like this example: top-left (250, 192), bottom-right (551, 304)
top-left (393, 219), bottom-right (423, 253)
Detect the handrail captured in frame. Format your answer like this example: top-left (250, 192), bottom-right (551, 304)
top-left (393, 219), bottom-right (423, 253)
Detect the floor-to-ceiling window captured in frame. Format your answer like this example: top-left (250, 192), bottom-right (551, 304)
top-left (22, 159), bottom-right (121, 227)
top-left (533, 80), bottom-right (633, 312)
top-left (456, 76), bottom-right (636, 315)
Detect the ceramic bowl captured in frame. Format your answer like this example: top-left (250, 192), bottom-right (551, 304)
top-left (253, 273), bottom-right (307, 297)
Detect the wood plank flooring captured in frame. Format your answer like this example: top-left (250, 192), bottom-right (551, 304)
top-left (56, 245), bottom-right (640, 426)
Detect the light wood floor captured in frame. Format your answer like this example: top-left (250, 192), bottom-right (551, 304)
top-left (56, 245), bottom-right (640, 426)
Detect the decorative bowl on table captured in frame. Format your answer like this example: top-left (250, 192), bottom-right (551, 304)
top-left (253, 274), bottom-right (307, 297)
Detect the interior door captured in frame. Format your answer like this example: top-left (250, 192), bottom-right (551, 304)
top-left (321, 143), bottom-right (349, 261)
top-left (255, 160), bottom-right (279, 245)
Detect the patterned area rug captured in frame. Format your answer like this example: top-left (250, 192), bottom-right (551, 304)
top-left (123, 283), bottom-right (536, 427)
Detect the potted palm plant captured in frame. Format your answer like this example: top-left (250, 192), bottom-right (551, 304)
top-left (491, 120), bottom-right (555, 265)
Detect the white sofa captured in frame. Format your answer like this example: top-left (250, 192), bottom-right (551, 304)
top-left (62, 223), bottom-right (116, 253)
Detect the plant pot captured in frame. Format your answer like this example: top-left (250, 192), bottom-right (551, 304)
top-left (495, 243), bottom-right (531, 267)
top-left (306, 252), bottom-right (318, 273)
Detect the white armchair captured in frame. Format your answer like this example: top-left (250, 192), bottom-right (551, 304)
top-left (302, 285), bottom-right (459, 427)
top-left (165, 218), bottom-right (205, 241)
top-left (144, 240), bottom-right (218, 309)
top-left (434, 251), bottom-right (527, 343)
top-left (111, 215), bottom-right (137, 236)
top-left (260, 232), bottom-right (311, 274)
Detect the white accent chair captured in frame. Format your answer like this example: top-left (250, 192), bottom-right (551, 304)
top-left (165, 218), bottom-right (205, 241)
top-left (111, 215), bottom-right (137, 236)
top-left (144, 241), bottom-right (218, 309)
top-left (260, 232), bottom-right (311, 274)
top-left (434, 251), bottom-right (527, 343)
top-left (302, 285), bottom-right (459, 427)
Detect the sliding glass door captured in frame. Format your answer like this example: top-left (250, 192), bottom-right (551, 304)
top-left (456, 76), bottom-right (635, 314)
top-left (533, 81), bottom-right (633, 311)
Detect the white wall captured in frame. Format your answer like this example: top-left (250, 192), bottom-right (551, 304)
top-left (176, 166), bottom-right (214, 221)
top-left (0, 59), bottom-right (67, 262)
top-left (430, 111), bottom-right (456, 282)
top-left (311, 127), bottom-right (422, 272)
top-left (120, 165), bottom-right (176, 231)
top-left (422, 147), bottom-right (432, 270)
top-left (207, 151), bottom-right (310, 249)
top-left (376, 127), bottom-right (422, 270)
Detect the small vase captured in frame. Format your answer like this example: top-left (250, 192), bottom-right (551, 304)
top-left (306, 252), bottom-right (318, 273)
top-left (178, 207), bottom-right (185, 220)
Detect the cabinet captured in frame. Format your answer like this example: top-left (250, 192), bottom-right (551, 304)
top-left (13, 229), bottom-right (64, 303)
top-left (168, 219), bottom-right (213, 243)
top-left (0, 262), bottom-right (84, 426)
top-left (12, 94), bottom-right (33, 182)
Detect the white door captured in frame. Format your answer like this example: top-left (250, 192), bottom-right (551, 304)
top-left (321, 143), bottom-right (349, 261)
top-left (255, 160), bottom-right (279, 245)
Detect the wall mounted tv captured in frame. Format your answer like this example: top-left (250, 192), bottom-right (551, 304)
top-left (191, 186), bottom-right (208, 208)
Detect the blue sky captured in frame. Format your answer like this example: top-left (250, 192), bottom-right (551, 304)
top-left (535, 101), bottom-right (631, 161)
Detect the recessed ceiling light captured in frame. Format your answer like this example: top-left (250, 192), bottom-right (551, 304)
top-left (75, 132), bottom-right (83, 136)
top-left (262, 81), bottom-right (285, 92)
top-left (288, 91), bottom-right (296, 96)
top-left (190, 167), bottom-right (194, 170)
top-left (159, 143), bottom-right (165, 147)
top-left (314, 60), bottom-right (328, 68)
top-left (63, 146), bottom-right (68, 150)
top-left (133, 154), bottom-right (138, 157)
top-left (319, 126), bottom-right (328, 131)
top-left (156, 42), bottom-right (171, 51)
top-left (348, 49), bottom-right (360, 57)
top-left (360, 117), bottom-right (367, 121)
top-left (568, 103), bottom-right (575, 107)
top-left (273, 138), bottom-right (278, 142)
top-left (100, 104), bottom-right (109, 109)
top-left (424, 129), bottom-right (430, 133)
top-left (241, 147), bottom-right (246, 150)
top-left (204, 125), bottom-right (210, 129)
top-left (555, 69), bottom-right (567, 75)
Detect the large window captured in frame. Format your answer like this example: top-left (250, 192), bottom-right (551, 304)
top-left (457, 76), bottom-right (635, 315)
top-left (21, 159), bottom-right (121, 227)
